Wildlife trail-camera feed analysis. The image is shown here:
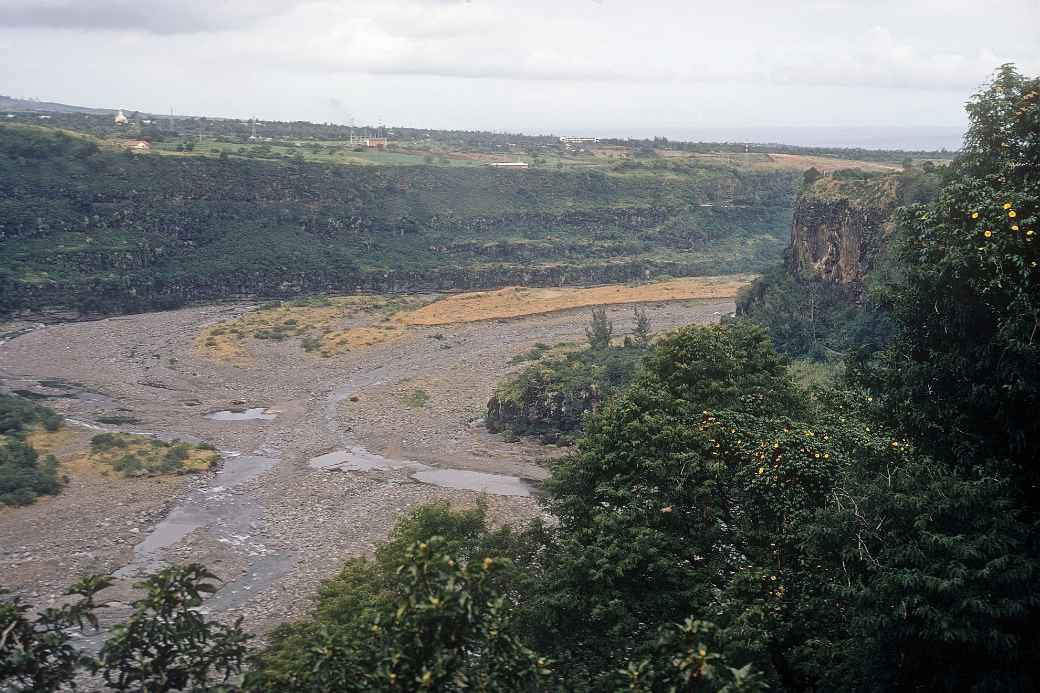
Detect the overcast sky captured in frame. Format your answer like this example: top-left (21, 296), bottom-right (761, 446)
top-left (1, 0), bottom-right (1038, 143)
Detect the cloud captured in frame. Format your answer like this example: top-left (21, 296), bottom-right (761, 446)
top-left (2, 0), bottom-right (1034, 92)
top-left (219, 4), bottom-right (1020, 91)
top-left (0, 0), bottom-right (1036, 133)
top-left (0, 0), bottom-right (296, 34)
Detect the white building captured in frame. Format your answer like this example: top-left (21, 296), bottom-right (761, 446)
top-left (114, 110), bottom-right (128, 125)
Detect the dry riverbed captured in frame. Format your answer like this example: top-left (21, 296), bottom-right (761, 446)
top-left (0, 282), bottom-right (738, 638)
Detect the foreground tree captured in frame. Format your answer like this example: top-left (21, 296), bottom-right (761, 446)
top-left (98, 565), bottom-right (250, 692)
top-left (248, 504), bottom-right (550, 692)
top-left (843, 64), bottom-right (1040, 689)
top-left (857, 64), bottom-right (1040, 485)
top-left (2, 565), bottom-right (248, 692)
top-left (527, 323), bottom-right (835, 689)
top-left (0, 576), bottom-right (110, 692)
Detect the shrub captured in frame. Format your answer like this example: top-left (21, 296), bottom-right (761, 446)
top-left (0, 393), bottom-right (61, 436)
top-left (0, 439), bottom-right (61, 506)
top-left (91, 432), bottom-right (127, 452)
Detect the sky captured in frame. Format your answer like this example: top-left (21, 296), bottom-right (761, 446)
top-left (1, 0), bottom-right (1038, 147)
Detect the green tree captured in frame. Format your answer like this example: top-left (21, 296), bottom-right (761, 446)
top-left (620, 619), bottom-right (765, 693)
top-left (855, 64), bottom-right (1040, 486)
top-left (838, 64), bottom-right (1040, 691)
top-left (631, 306), bottom-right (652, 348)
top-left (585, 306), bottom-right (613, 350)
top-left (98, 565), bottom-right (250, 692)
top-left (248, 536), bottom-right (549, 692)
top-left (250, 502), bottom-right (545, 690)
top-left (529, 323), bottom-right (819, 689)
top-left (0, 576), bottom-right (110, 692)
top-left (807, 451), bottom-right (1040, 691)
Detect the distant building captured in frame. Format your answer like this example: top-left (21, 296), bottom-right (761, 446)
top-left (486, 162), bottom-right (529, 168)
top-left (348, 134), bottom-right (388, 148)
top-left (37, 114), bottom-right (51, 120)
top-left (114, 110), bottom-right (128, 125)
top-left (124, 140), bottom-right (151, 151)
top-left (5, 114), bottom-right (15, 118)
top-left (559, 136), bottom-right (599, 144)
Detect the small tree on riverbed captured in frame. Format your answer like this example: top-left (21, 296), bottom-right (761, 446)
top-left (586, 307), bottom-right (613, 350)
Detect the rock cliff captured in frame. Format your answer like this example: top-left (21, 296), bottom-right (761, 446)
top-left (785, 175), bottom-right (901, 297)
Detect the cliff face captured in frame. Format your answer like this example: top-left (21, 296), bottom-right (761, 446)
top-left (785, 176), bottom-right (901, 297)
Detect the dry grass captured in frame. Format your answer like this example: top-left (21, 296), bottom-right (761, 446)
top-left (85, 433), bottom-right (219, 477)
top-left (23, 427), bottom-right (215, 479)
top-left (196, 296), bottom-right (429, 362)
top-left (196, 275), bottom-right (751, 361)
top-left (25, 427), bottom-right (87, 458)
top-left (399, 275), bottom-right (753, 326)
top-left (759, 153), bottom-right (899, 173)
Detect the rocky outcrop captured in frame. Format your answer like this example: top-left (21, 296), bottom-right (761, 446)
top-left (786, 176), bottom-right (901, 297)
top-left (485, 391), bottom-right (595, 443)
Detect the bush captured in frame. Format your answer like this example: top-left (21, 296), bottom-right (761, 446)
top-left (0, 439), bottom-right (61, 506)
top-left (91, 432), bottom-right (127, 452)
top-left (0, 393), bottom-right (61, 436)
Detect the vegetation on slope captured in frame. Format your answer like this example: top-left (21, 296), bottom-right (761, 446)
top-left (0, 124), bottom-right (797, 316)
top-left (485, 307), bottom-right (652, 443)
top-left (736, 263), bottom-right (894, 360)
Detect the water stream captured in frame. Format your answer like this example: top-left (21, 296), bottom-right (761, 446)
top-left (205, 408), bottom-right (278, 421)
top-left (307, 447), bottom-right (534, 497)
top-left (114, 453), bottom-right (280, 578)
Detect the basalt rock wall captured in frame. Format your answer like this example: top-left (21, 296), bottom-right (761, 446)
top-left (785, 176), bottom-right (901, 298)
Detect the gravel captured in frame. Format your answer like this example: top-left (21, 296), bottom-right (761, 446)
top-left (0, 297), bottom-right (731, 637)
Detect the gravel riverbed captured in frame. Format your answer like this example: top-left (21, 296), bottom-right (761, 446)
top-left (0, 296), bottom-right (731, 636)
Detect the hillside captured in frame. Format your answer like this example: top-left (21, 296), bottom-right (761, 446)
top-left (0, 125), bottom-right (798, 316)
top-left (0, 94), bottom-right (114, 116)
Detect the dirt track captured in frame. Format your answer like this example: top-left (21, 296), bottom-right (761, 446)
top-left (0, 293), bottom-right (732, 635)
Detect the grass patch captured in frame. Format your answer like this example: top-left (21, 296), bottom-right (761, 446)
top-left (88, 433), bottom-right (219, 478)
top-left (402, 389), bottom-right (431, 408)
